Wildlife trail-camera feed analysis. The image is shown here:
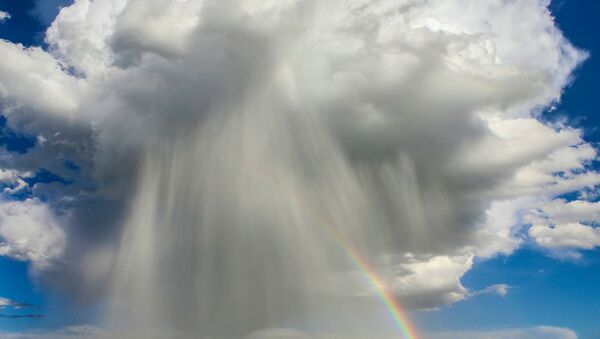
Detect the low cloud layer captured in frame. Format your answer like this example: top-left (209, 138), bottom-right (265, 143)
top-left (0, 325), bottom-right (578, 339)
top-left (428, 326), bottom-right (578, 339)
top-left (0, 326), bottom-right (105, 339)
top-left (0, 0), bottom-right (598, 335)
top-left (246, 325), bottom-right (578, 339)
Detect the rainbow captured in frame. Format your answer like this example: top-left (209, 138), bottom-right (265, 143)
top-left (258, 169), bottom-right (420, 339)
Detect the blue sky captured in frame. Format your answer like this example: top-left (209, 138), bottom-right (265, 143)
top-left (0, 0), bottom-right (70, 332)
top-left (418, 249), bottom-right (600, 338)
top-left (0, 0), bottom-right (599, 338)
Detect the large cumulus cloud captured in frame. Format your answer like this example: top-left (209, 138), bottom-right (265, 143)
top-left (0, 0), bottom-right (598, 335)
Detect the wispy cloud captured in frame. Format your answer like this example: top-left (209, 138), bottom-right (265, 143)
top-left (0, 297), bottom-right (41, 320)
top-left (0, 314), bottom-right (43, 319)
top-left (0, 297), bottom-right (36, 310)
top-left (0, 325), bottom-right (106, 339)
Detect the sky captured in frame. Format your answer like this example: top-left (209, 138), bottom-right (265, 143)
top-left (0, 0), bottom-right (599, 338)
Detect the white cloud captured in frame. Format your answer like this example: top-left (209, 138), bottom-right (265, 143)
top-left (0, 199), bottom-right (66, 270)
top-left (46, 0), bottom-right (128, 77)
top-left (0, 40), bottom-right (83, 118)
top-left (0, 11), bottom-right (10, 22)
top-left (527, 202), bottom-right (600, 248)
top-left (464, 118), bottom-right (600, 258)
top-left (531, 199), bottom-right (600, 224)
top-left (0, 297), bottom-right (16, 308)
top-left (0, 169), bottom-right (31, 195)
top-left (391, 255), bottom-right (472, 301)
top-left (0, 297), bottom-right (34, 310)
top-left (471, 283), bottom-right (511, 298)
top-left (315, 254), bottom-right (475, 310)
top-left (530, 222), bottom-right (600, 250)
top-left (0, 169), bottom-right (21, 186)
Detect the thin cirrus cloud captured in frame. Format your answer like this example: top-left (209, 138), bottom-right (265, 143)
top-left (0, 0), bottom-right (597, 331)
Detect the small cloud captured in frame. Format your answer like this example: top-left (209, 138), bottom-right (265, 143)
top-left (0, 11), bottom-right (10, 22)
top-left (0, 10), bottom-right (9, 22)
top-left (473, 284), bottom-right (511, 298)
top-left (0, 297), bottom-right (36, 310)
